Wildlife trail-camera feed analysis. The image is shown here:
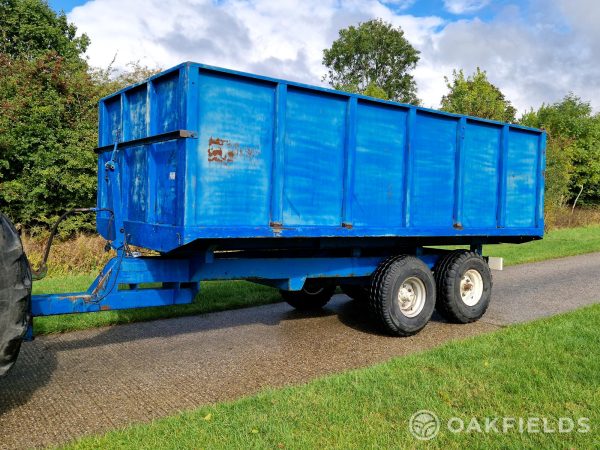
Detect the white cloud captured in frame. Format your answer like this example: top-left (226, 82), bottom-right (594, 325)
top-left (69, 0), bottom-right (600, 113)
top-left (443, 0), bottom-right (490, 15)
top-left (70, 0), bottom-right (442, 86)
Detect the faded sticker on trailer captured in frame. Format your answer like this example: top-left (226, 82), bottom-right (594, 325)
top-left (207, 137), bottom-right (260, 165)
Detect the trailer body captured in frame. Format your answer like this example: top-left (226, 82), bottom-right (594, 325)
top-left (7, 62), bottom-right (545, 360)
top-left (95, 62), bottom-right (545, 253)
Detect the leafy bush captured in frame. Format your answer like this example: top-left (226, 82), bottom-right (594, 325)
top-left (0, 0), bottom-right (159, 236)
top-left (521, 94), bottom-right (600, 211)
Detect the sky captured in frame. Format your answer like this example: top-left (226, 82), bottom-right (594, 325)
top-left (48, 0), bottom-right (600, 114)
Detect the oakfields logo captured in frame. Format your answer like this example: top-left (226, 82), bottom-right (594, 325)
top-left (409, 411), bottom-right (590, 440)
top-left (408, 410), bottom-right (440, 440)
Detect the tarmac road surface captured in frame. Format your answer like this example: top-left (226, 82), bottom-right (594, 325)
top-left (1, 252), bottom-right (599, 449)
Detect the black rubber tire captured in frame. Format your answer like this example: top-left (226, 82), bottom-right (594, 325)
top-left (340, 283), bottom-right (370, 302)
top-left (369, 255), bottom-right (436, 336)
top-left (280, 280), bottom-right (336, 310)
top-left (0, 212), bottom-right (32, 377)
top-left (434, 250), bottom-right (492, 323)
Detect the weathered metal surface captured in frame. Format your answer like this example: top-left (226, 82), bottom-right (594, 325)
top-left (95, 62), bottom-right (546, 253)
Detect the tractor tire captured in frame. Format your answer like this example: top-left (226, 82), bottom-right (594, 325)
top-left (0, 212), bottom-right (32, 377)
top-left (280, 280), bottom-right (336, 310)
top-left (434, 250), bottom-right (492, 323)
top-left (369, 255), bottom-right (436, 336)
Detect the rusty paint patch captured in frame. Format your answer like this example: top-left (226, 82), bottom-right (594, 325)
top-left (453, 222), bottom-right (464, 230)
top-left (60, 294), bottom-right (92, 302)
top-left (92, 268), bottom-right (112, 297)
top-left (342, 222), bottom-right (353, 229)
top-left (208, 137), bottom-right (260, 164)
top-left (270, 221), bottom-right (283, 236)
top-left (100, 305), bottom-right (111, 311)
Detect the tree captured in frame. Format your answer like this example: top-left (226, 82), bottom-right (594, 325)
top-left (0, 0), bottom-right (89, 61)
top-left (0, 0), bottom-right (99, 233)
top-left (0, 1), bottom-right (162, 235)
top-left (521, 94), bottom-right (600, 208)
top-left (441, 68), bottom-right (516, 122)
top-left (91, 60), bottom-right (162, 99)
top-left (323, 19), bottom-right (420, 104)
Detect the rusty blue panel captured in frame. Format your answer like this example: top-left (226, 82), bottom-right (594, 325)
top-left (193, 70), bottom-right (275, 227)
top-left (96, 62), bottom-right (546, 252)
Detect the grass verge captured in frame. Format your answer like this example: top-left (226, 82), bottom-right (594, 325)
top-left (34, 225), bottom-right (600, 335)
top-left (475, 224), bottom-right (600, 266)
top-left (64, 304), bottom-right (600, 449)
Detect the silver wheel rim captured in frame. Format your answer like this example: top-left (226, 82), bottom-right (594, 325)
top-left (397, 277), bottom-right (427, 318)
top-left (460, 269), bottom-right (484, 306)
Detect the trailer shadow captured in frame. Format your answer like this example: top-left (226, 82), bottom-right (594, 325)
top-left (334, 296), bottom-right (449, 336)
top-left (37, 295), bottom-right (447, 355)
top-left (0, 344), bottom-right (57, 417)
top-left (0, 295), bottom-right (450, 415)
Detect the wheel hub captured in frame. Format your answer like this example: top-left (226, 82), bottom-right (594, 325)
top-left (460, 269), bottom-right (484, 306)
top-left (397, 277), bottom-right (426, 318)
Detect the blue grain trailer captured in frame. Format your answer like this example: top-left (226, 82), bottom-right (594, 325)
top-left (0, 62), bottom-right (545, 375)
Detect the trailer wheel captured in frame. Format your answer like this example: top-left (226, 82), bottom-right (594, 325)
top-left (339, 284), bottom-right (370, 302)
top-left (369, 256), bottom-right (436, 336)
top-left (0, 212), bottom-right (32, 377)
top-left (434, 250), bottom-right (492, 323)
top-left (280, 280), bottom-right (336, 310)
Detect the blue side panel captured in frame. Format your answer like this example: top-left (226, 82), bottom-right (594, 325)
top-left (96, 151), bottom-right (112, 239)
top-left (124, 145), bottom-right (148, 223)
top-left (193, 70), bottom-right (275, 226)
top-left (283, 88), bottom-right (346, 226)
top-left (96, 62), bottom-right (545, 251)
top-left (353, 101), bottom-right (407, 227)
top-left (101, 96), bottom-right (121, 146)
top-left (505, 129), bottom-right (538, 228)
top-left (410, 112), bottom-right (457, 228)
top-left (153, 72), bottom-right (180, 134)
top-left (151, 140), bottom-right (180, 225)
top-left (125, 85), bottom-right (148, 141)
top-left (462, 121), bottom-right (501, 228)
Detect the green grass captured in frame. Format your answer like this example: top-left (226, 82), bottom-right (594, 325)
top-left (63, 304), bottom-right (600, 449)
top-left (33, 225), bottom-right (600, 336)
top-left (467, 224), bottom-right (600, 266)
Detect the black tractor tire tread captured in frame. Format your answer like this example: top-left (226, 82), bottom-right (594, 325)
top-left (368, 255), bottom-right (406, 329)
top-left (434, 250), bottom-right (492, 324)
top-left (0, 213), bottom-right (32, 377)
top-left (369, 255), bottom-right (435, 336)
